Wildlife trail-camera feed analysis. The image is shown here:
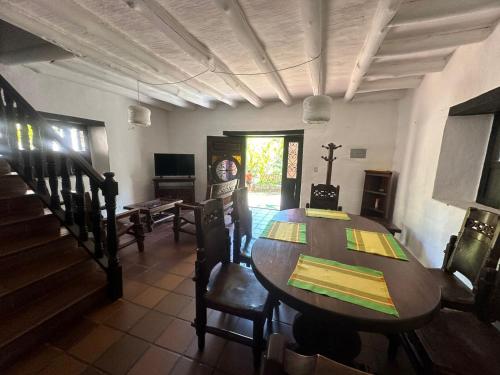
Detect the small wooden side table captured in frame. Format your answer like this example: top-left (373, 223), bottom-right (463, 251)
top-left (124, 198), bottom-right (182, 232)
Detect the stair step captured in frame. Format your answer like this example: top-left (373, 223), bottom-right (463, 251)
top-left (0, 210), bottom-right (60, 243)
top-left (0, 193), bottom-right (45, 225)
top-left (0, 261), bottom-right (107, 370)
top-left (0, 227), bottom-right (72, 258)
top-left (0, 174), bottom-right (28, 196)
top-left (0, 159), bottom-right (11, 175)
top-left (0, 247), bottom-right (90, 316)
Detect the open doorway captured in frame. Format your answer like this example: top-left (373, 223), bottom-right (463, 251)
top-left (245, 137), bottom-right (284, 210)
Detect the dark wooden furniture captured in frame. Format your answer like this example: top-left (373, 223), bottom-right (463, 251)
top-left (360, 170), bottom-right (400, 235)
top-left (251, 208), bottom-right (441, 362)
top-left (427, 207), bottom-right (499, 313)
top-left (153, 176), bottom-right (195, 203)
top-left (124, 198), bottom-right (182, 232)
top-left (231, 187), bottom-right (253, 266)
top-left (173, 179), bottom-right (238, 242)
top-left (84, 193), bottom-right (145, 252)
top-left (306, 183), bottom-right (341, 211)
top-left (193, 199), bottom-right (274, 368)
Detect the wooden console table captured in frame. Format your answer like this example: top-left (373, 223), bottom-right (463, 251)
top-left (153, 177), bottom-right (195, 203)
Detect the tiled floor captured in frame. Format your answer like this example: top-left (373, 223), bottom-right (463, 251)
top-left (5, 221), bottom-right (415, 375)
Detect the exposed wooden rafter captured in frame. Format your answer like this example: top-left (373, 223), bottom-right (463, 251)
top-left (0, 1), bottom-right (210, 109)
top-left (358, 76), bottom-right (422, 94)
top-left (299, 0), bottom-right (324, 96)
top-left (213, 0), bottom-right (292, 105)
top-left (366, 55), bottom-right (450, 80)
top-left (25, 62), bottom-right (177, 111)
top-left (344, 0), bottom-right (403, 101)
top-left (126, 0), bottom-right (264, 108)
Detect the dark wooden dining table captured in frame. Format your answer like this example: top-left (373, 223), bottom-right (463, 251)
top-left (251, 208), bottom-right (441, 361)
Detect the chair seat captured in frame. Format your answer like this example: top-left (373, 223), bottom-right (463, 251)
top-left (414, 308), bottom-right (500, 375)
top-left (206, 263), bottom-right (270, 319)
top-left (428, 268), bottom-right (474, 310)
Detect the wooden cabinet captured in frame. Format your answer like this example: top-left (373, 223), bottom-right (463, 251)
top-left (153, 177), bottom-right (195, 203)
top-left (360, 170), bottom-right (400, 234)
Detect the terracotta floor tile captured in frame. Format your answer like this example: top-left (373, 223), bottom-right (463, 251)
top-left (134, 269), bottom-right (167, 285)
top-left (123, 279), bottom-right (150, 301)
top-left (234, 318), bottom-right (253, 337)
top-left (132, 286), bottom-right (169, 308)
top-left (128, 346), bottom-right (180, 375)
top-left (184, 333), bottom-right (226, 367)
top-left (129, 310), bottom-right (174, 342)
top-left (208, 310), bottom-right (239, 332)
top-left (155, 292), bottom-right (192, 316)
top-left (81, 367), bottom-right (106, 375)
top-left (178, 298), bottom-right (196, 322)
top-left (50, 318), bottom-right (98, 351)
top-left (170, 356), bottom-right (213, 375)
top-left (94, 335), bottom-right (150, 375)
top-left (154, 273), bottom-right (185, 291)
top-left (68, 325), bottom-right (124, 363)
top-left (123, 264), bottom-right (149, 279)
top-left (155, 318), bottom-right (196, 354)
top-left (86, 300), bottom-right (125, 323)
top-left (217, 341), bottom-right (258, 375)
top-left (4, 344), bottom-right (63, 375)
top-left (170, 261), bottom-right (195, 277)
top-left (174, 277), bottom-right (195, 297)
top-left (37, 353), bottom-right (87, 375)
top-left (104, 301), bottom-right (148, 331)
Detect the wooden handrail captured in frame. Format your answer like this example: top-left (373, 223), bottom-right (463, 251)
top-left (0, 73), bottom-right (122, 300)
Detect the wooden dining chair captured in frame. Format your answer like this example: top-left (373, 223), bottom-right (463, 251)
top-left (428, 207), bottom-right (499, 312)
top-left (231, 187), bottom-right (253, 266)
top-left (173, 179), bottom-right (238, 242)
top-left (193, 198), bottom-right (274, 368)
top-left (305, 183), bottom-right (342, 211)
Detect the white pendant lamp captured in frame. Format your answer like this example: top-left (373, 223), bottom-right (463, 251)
top-left (128, 80), bottom-right (151, 128)
top-left (302, 94), bottom-right (332, 124)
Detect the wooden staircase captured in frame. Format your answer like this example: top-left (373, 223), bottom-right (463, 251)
top-left (0, 146), bottom-right (107, 369)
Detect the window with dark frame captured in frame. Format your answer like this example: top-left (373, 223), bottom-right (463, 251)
top-left (477, 114), bottom-right (500, 209)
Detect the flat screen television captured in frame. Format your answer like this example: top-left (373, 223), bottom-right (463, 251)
top-left (154, 153), bottom-right (195, 176)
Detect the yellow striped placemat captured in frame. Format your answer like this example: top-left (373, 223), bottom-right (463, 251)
top-left (260, 221), bottom-right (307, 244)
top-left (346, 228), bottom-right (408, 261)
top-left (288, 254), bottom-right (399, 316)
top-left (305, 208), bottom-right (350, 220)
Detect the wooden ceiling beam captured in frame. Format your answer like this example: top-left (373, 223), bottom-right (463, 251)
top-left (36, 0), bottom-right (223, 109)
top-left (344, 0), bottom-right (404, 101)
top-left (357, 76), bottom-right (423, 93)
top-left (366, 55), bottom-right (450, 80)
top-left (299, 0), bottom-right (324, 96)
top-left (378, 26), bottom-right (493, 57)
top-left (24, 62), bottom-right (177, 111)
top-left (127, 0), bottom-right (263, 107)
top-left (391, 0), bottom-right (500, 26)
top-left (352, 89), bottom-right (408, 102)
top-left (214, 0), bottom-right (292, 105)
top-left (0, 1), bottom-right (210, 109)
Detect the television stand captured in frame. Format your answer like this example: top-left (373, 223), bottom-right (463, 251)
top-left (153, 176), bottom-right (195, 203)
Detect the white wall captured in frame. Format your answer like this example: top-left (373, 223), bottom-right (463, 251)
top-left (0, 64), bottom-right (170, 209)
top-left (165, 99), bottom-right (400, 213)
top-left (393, 24), bottom-right (500, 267)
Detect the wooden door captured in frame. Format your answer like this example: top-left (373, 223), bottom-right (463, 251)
top-left (207, 136), bottom-right (246, 187)
top-left (280, 135), bottom-right (304, 210)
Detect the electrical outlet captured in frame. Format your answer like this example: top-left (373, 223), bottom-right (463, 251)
top-left (313, 166), bottom-right (318, 173)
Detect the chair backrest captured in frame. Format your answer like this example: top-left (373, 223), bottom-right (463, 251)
top-left (308, 184), bottom-right (340, 210)
top-left (231, 188), bottom-right (252, 262)
top-left (445, 207), bottom-right (500, 288)
top-left (206, 179), bottom-right (239, 211)
top-left (194, 199), bottom-right (231, 291)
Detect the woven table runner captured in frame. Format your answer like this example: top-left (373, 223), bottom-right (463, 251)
top-left (346, 228), bottom-right (408, 261)
top-left (288, 254), bottom-right (399, 316)
top-left (305, 208), bottom-right (350, 220)
top-left (260, 221), bottom-right (307, 244)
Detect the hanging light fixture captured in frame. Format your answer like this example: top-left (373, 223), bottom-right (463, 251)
top-left (302, 49), bottom-right (332, 124)
top-left (128, 80), bottom-right (151, 128)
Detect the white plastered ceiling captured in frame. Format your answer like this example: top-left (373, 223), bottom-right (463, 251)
top-left (0, 0), bottom-right (499, 110)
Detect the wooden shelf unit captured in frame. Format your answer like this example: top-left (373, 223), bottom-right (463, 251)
top-left (153, 177), bottom-right (195, 203)
top-left (360, 170), bottom-right (400, 234)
